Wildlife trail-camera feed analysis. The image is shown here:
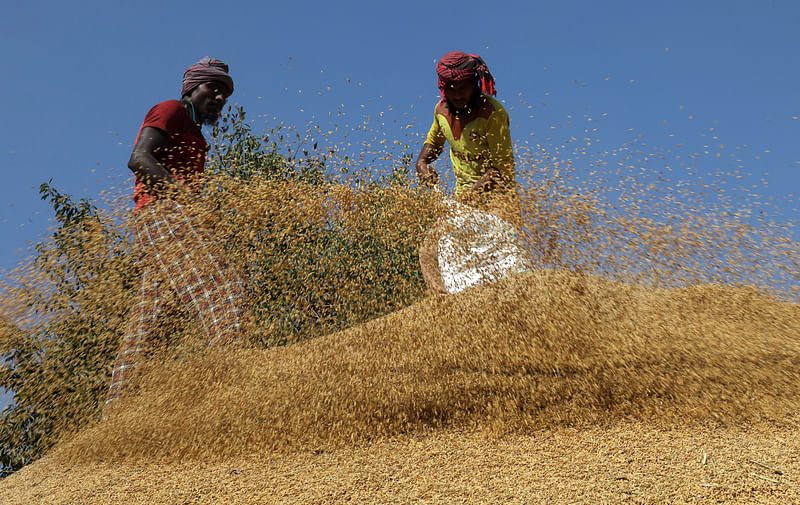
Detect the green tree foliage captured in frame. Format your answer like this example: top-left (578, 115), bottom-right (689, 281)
top-left (0, 183), bottom-right (138, 476)
top-left (0, 107), bottom-right (437, 476)
top-left (206, 105), bottom-right (435, 346)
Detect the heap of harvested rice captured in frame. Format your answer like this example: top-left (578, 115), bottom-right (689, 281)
top-left (2, 267), bottom-right (797, 503)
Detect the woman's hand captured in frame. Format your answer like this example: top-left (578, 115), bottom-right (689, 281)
top-left (471, 167), bottom-right (502, 194)
top-left (415, 143), bottom-right (442, 188)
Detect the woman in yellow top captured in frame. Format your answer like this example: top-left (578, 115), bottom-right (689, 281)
top-left (416, 52), bottom-right (524, 293)
top-left (415, 51), bottom-right (515, 199)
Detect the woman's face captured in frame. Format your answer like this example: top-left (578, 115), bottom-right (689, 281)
top-left (443, 77), bottom-right (478, 110)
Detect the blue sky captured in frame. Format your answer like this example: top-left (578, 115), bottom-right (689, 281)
top-left (2, 0), bottom-right (798, 276)
top-left (0, 0), bottom-right (798, 415)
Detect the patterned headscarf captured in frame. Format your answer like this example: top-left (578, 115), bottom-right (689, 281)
top-left (181, 57), bottom-right (234, 97)
top-left (436, 51), bottom-right (496, 97)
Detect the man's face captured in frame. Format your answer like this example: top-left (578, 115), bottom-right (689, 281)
top-left (443, 77), bottom-right (478, 110)
top-left (187, 81), bottom-right (232, 124)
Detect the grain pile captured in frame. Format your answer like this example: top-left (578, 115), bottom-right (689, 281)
top-left (3, 268), bottom-right (800, 503)
top-left (7, 422), bottom-right (800, 503)
top-left (59, 271), bottom-right (800, 462)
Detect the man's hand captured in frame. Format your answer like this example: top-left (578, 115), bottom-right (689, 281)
top-left (416, 143), bottom-right (442, 188)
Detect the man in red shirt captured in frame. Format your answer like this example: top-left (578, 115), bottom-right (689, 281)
top-left (105, 57), bottom-right (246, 409)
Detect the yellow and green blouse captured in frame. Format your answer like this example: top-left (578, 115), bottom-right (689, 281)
top-left (424, 94), bottom-right (515, 196)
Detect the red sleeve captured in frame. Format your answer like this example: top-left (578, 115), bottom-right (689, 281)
top-left (140, 100), bottom-right (187, 136)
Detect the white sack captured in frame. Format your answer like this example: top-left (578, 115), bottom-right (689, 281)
top-left (437, 200), bottom-right (530, 294)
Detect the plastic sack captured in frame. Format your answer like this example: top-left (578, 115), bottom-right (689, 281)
top-left (421, 199), bottom-right (530, 294)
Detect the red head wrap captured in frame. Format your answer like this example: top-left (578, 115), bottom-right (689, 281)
top-left (181, 57), bottom-right (235, 97)
top-left (436, 51), bottom-right (496, 97)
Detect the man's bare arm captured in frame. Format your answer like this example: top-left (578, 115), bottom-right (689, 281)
top-left (127, 127), bottom-right (177, 197)
top-left (415, 143), bottom-right (442, 187)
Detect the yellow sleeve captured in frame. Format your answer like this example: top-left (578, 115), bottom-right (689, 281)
top-left (425, 112), bottom-right (446, 148)
top-left (486, 107), bottom-right (515, 185)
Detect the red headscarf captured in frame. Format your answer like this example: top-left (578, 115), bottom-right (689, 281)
top-left (436, 51), bottom-right (496, 97)
top-left (181, 57), bottom-right (235, 97)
